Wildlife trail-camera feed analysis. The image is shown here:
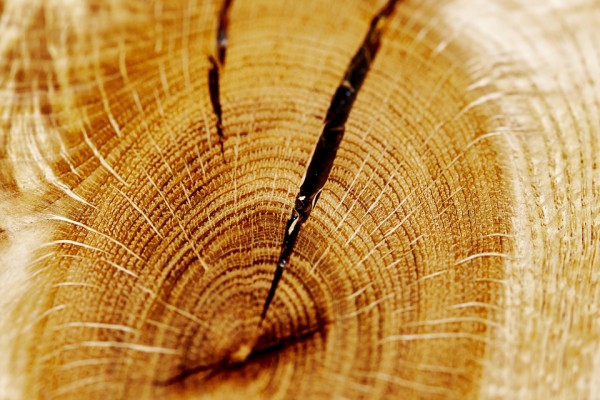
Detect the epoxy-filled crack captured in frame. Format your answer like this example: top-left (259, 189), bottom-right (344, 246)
top-left (208, 0), bottom-right (233, 157)
top-left (260, 0), bottom-right (401, 322)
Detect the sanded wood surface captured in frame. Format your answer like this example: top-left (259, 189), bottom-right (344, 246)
top-left (0, 0), bottom-right (599, 399)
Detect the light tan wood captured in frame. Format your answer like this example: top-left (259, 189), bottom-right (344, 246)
top-left (0, 0), bottom-right (599, 399)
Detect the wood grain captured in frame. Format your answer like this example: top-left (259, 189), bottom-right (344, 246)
top-left (0, 0), bottom-right (598, 399)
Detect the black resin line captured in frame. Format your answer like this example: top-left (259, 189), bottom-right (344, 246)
top-left (208, 0), bottom-right (233, 156)
top-left (260, 0), bottom-right (401, 323)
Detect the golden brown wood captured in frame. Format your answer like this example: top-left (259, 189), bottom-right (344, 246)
top-left (0, 0), bottom-right (598, 399)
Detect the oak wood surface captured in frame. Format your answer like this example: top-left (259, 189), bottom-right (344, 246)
top-left (0, 0), bottom-right (598, 399)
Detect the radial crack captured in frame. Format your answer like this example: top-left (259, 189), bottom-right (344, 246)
top-left (260, 0), bottom-right (402, 323)
top-left (155, 325), bottom-right (323, 386)
top-left (208, 0), bottom-right (233, 158)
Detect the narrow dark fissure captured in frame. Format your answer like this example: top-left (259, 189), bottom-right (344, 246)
top-left (260, 0), bottom-right (401, 322)
top-left (155, 325), bottom-right (324, 386)
top-left (208, 0), bottom-right (233, 157)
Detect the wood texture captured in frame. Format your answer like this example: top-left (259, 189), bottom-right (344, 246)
top-left (0, 0), bottom-right (598, 399)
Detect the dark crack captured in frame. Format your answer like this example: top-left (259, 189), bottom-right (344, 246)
top-left (207, 0), bottom-right (233, 158)
top-left (260, 0), bottom-right (402, 323)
